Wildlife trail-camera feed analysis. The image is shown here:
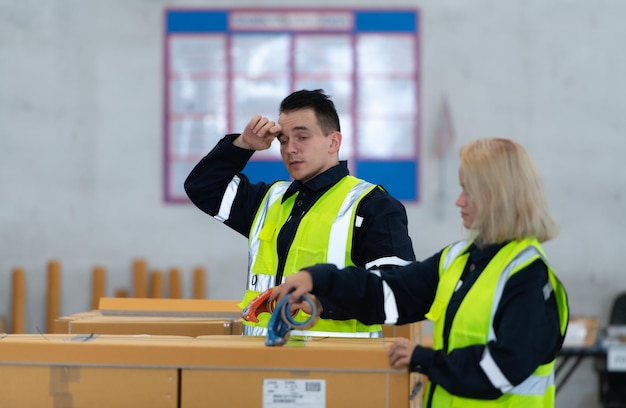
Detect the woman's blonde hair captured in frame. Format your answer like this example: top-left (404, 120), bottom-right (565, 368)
top-left (460, 138), bottom-right (558, 245)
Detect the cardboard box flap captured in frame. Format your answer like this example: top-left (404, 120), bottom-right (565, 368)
top-left (68, 316), bottom-right (237, 337)
top-left (73, 315), bottom-right (237, 323)
top-left (98, 297), bottom-right (241, 318)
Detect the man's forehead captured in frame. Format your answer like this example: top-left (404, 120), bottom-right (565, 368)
top-left (278, 109), bottom-right (319, 130)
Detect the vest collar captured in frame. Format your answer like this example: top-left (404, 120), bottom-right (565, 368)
top-left (282, 161), bottom-right (350, 202)
top-left (467, 241), bottom-right (511, 265)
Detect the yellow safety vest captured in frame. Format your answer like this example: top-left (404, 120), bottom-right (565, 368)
top-left (239, 176), bottom-right (383, 337)
top-left (423, 239), bottom-right (569, 407)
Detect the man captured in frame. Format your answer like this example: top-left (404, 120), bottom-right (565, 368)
top-left (184, 89), bottom-right (415, 336)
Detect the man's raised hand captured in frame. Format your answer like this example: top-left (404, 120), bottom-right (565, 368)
top-left (235, 115), bottom-right (282, 151)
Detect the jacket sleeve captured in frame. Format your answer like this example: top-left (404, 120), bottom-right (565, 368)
top-left (308, 257), bottom-right (564, 400)
top-left (352, 187), bottom-right (417, 270)
top-left (184, 134), bottom-right (271, 237)
top-left (307, 252), bottom-right (440, 325)
top-left (422, 260), bottom-right (564, 399)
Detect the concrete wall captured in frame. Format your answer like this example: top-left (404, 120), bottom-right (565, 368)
top-left (1, 1), bottom-right (624, 406)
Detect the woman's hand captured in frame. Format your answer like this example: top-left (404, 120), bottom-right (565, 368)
top-left (269, 271), bottom-right (314, 311)
top-left (387, 337), bottom-right (418, 368)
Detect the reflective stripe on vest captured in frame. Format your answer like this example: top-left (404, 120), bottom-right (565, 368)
top-left (480, 346), bottom-right (556, 395)
top-left (326, 179), bottom-right (377, 268)
top-left (479, 243), bottom-right (554, 395)
top-left (247, 181), bottom-right (290, 280)
top-left (441, 240), bottom-right (472, 271)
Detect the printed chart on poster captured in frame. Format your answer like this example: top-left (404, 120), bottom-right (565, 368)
top-left (164, 8), bottom-right (421, 202)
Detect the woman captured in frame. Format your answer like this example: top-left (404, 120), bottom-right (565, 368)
top-left (271, 138), bottom-right (569, 407)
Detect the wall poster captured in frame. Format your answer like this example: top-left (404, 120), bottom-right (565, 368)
top-left (164, 8), bottom-right (420, 202)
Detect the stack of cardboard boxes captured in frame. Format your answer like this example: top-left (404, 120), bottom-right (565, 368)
top-left (0, 334), bottom-right (411, 407)
top-left (0, 297), bottom-right (424, 407)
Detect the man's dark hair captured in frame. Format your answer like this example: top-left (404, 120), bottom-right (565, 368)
top-left (279, 89), bottom-right (341, 134)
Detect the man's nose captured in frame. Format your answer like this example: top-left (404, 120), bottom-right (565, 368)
top-left (286, 139), bottom-right (298, 153)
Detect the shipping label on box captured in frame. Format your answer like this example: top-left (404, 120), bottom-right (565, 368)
top-left (607, 345), bottom-right (626, 372)
top-left (263, 379), bottom-right (326, 407)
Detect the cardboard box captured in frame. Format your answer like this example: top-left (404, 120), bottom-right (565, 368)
top-left (410, 334), bottom-right (433, 408)
top-left (181, 336), bottom-right (409, 408)
top-left (0, 365), bottom-right (178, 408)
top-left (562, 316), bottom-right (600, 347)
top-left (60, 299), bottom-right (426, 340)
top-left (53, 298), bottom-right (245, 336)
top-left (50, 310), bottom-right (101, 334)
top-left (0, 334), bottom-right (410, 408)
top-left (68, 314), bottom-right (239, 336)
top-left (97, 297), bottom-right (242, 319)
top-left (381, 323), bottom-right (425, 408)
top-left (383, 321), bottom-right (422, 342)
top-left (0, 334), bottom-right (189, 408)
top-left (605, 324), bottom-right (626, 341)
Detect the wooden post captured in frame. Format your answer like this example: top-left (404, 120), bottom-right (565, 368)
top-left (114, 288), bottom-right (128, 298)
top-left (46, 259), bottom-right (61, 333)
top-left (149, 269), bottom-right (163, 298)
top-left (132, 258), bottom-right (147, 298)
top-left (91, 265), bottom-right (106, 310)
top-left (192, 266), bottom-right (206, 299)
top-left (11, 267), bottom-right (26, 334)
top-left (168, 267), bottom-right (181, 299)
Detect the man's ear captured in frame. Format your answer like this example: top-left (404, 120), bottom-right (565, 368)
top-left (329, 131), bottom-right (342, 154)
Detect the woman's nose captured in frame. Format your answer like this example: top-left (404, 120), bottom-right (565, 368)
top-left (455, 193), bottom-right (464, 207)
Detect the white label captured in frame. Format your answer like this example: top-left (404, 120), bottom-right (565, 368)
top-left (607, 346), bottom-right (626, 371)
top-left (263, 379), bottom-right (326, 408)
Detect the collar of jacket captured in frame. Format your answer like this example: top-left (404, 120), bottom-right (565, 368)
top-left (466, 241), bottom-right (508, 265)
top-left (281, 161), bottom-right (350, 202)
